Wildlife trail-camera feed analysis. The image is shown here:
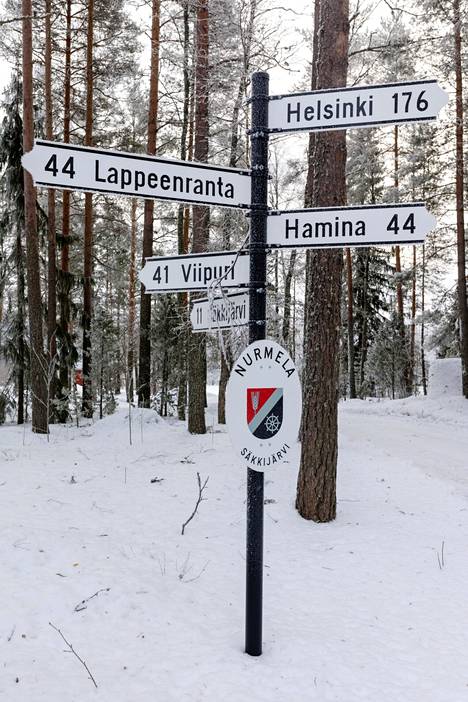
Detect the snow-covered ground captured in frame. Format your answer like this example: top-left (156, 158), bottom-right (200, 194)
top-left (1, 367), bottom-right (467, 702)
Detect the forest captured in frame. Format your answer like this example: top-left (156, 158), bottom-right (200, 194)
top-left (0, 0), bottom-right (466, 438)
top-left (0, 0), bottom-right (468, 697)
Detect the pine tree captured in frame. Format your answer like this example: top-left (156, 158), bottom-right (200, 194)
top-left (296, 0), bottom-right (349, 523)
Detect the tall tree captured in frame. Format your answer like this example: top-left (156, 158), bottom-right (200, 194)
top-left (45, 0), bottom-right (57, 416)
top-left (57, 0), bottom-right (73, 418)
top-left (22, 0), bottom-right (48, 433)
top-left (188, 0), bottom-right (209, 434)
top-left (138, 0), bottom-right (160, 408)
top-left (81, 0), bottom-right (95, 418)
top-left (453, 0), bottom-right (468, 397)
top-left (296, 0), bottom-right (349, 521)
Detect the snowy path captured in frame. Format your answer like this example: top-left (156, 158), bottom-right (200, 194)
top-left (0, 396), bottom-right (467, 702)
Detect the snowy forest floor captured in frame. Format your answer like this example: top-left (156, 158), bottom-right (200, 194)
top-left (1, 387), bottom-right (468, 702)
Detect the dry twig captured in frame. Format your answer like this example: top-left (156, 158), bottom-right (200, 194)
top-left (181, 472), bottom-right (209, 535)
top-left (49, 621), bottom-right (98, 688)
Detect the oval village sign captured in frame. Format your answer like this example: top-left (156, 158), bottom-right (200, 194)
top-left (226, 340), bottom-right (302, 472)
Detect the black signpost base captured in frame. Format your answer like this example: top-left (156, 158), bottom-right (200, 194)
top-left (245, 71), bottom-right (269, 657)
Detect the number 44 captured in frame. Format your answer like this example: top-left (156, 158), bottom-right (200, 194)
top-left (387, 213), bottom-right (416, 236)
top-left (44, 154), bottom-right (75, 179)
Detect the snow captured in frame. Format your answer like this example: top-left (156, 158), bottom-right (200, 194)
top-left (1, 389), bottom-right (468, 701)
top-left (428, 357), bottom-right (462, 398)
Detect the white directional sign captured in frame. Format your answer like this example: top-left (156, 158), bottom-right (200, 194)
top-left (22, 140), bottom-right (251, 209)
top-left (267, 203), bottom-right (436, 249)
top-left (190, 291), bottom-right (250, 332)
top-left (139, 250), bottom-right (250, 294)
top-left (268, 79), bottom-right (448, 134)
top-left (225, 340), bottom-right (302, 472)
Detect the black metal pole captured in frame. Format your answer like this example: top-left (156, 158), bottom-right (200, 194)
top-left (245, 71), bottom-right (269, 657)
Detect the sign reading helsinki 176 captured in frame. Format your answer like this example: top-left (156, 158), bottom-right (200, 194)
top-left (226, 340), bottom-right (301, 472)
top-left (268, 79), bottom-right (448, 133)
top-left (21, 140), bottom-right (251, 209)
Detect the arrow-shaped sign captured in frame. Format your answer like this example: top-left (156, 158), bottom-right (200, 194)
top-left (191, 291), bottom-right (250, 332)
top-left (22, 140), bottom-right (251, 209)
top-left (268, 79), bottom-right (448, 134)
top-left (139, 250), bottom-right (250, 294)
top-left (267, 203), bottom-right (436, 249)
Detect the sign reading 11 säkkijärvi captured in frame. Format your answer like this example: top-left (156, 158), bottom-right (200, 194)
top-left (268, 79), bottom-right (448, 133)
top-left (21, 140), bottom-right (251, 209)
top-left (190, 292), bottom-right (250, 332)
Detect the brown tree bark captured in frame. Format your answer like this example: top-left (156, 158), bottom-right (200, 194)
top-left (16, 225), bottom-right (25, 424)
top-left (420, 244), bottom-right (427, 396)
top-left (188, 0), bottom-right (209, 434)
top-left (346, 248), bottom-right (356, 398)
top-left (409, 245), bottom-right (417, 393)
top-left (393, 125), bottom-right (410, 396)
top-left (282, 250), bottom-right (297, 352)
top-left (454, 0), bottom-right (468, 398)
top-left (58, 0), bottom-right (72, 404)
top-left (45, 0), bottom-right (57, 419)
top-left (177, 0), bottom-right (191, 421)
top-left (296, 0), bottom-right (349, 522)
top-left (22, 0), bottom-right (48, 433)
top-left (127, 199), bottom-right (138, 402)
top-left (138, 0), bottom-right (160, 408)
top-left (81, 0), bottom-right (94, 418)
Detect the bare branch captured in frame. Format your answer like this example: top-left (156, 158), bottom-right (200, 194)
top-left (181, 472), bottom-right (209, 535)
top-left (49, 622), bottom-right (98, 688)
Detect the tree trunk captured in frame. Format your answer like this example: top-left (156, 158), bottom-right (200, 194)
top-left (454, 0), bottom-right (468, 398)
top-left (45, 0), bottom-right (57, 420)
top-left (346, 248), bottom-right (356, 398)
top-left (188, 0), bottom-right (209, 434)
top-left (421, 244), bottom-right (427, 396)
top-left (127, 199), bottom-right (137, 402)
top-left (393, 125), bottom-right (410, 396)
top-left (22, 0), bottom-right (48, 434)
top-left (16, 225), bottom-right (25, 425)
top-left (409, 244), bottom-right (416, 393)
top-left (58, 0), bottom-right (72, 408)
top-left (81, 0), bottom-right (94, 419)
top-left (138, 0), bottom-right (160, 408)
top-left (296, 0), bottom-right (349, 522)
top-left (177, 0), bottom-right (191, 421)
top-left (282, 250), bottom-right (297, 351)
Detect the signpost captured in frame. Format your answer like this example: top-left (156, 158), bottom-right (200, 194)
top-left (267, 202), bottom-right (436, 249)
top-left (244, 71), bottom-right (270, 657)
top-left (268, 79), bottom-right (448, 134)
top-left (21, 140), bottom-right (251, 209)
top-left (190, 291), bottom-right (250, 332)
top-left (138, 250), bottom-right (249, 293)
top-left (21, 69), bottom-right (447, 662)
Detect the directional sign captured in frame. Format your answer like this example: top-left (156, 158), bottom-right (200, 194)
top-left (267, 203), bottom-right (436, 249)
top-left (268, 79), bottom-right (448, 134)
top-left (191, 291), bottom-right (250, 332)
top-left (225, 340), bottom-right (302, 472)
top-left (22, 140), bottom-right (251, 209)
top-left (139, 250), bottom-right (250, 294)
